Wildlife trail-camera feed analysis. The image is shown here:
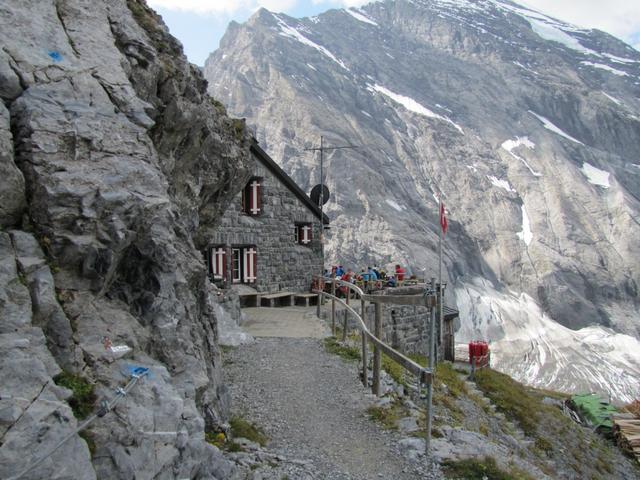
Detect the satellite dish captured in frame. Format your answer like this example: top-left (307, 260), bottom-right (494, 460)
top-left (310, 184), bottom-right (330, 206)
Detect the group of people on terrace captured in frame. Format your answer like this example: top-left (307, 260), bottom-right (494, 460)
top-left (322, 263), bottom-right (412, 295)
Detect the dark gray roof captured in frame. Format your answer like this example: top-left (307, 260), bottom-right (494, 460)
top-left (250, 140), bottom-right (330, 225)
top-left (443, 305), bottom-right (459, 321)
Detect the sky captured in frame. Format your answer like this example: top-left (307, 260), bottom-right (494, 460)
top-left (147, 0), bottom-right (640, 66)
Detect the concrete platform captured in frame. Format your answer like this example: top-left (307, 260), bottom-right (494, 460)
top-left (240, 306), bottom-right (329, 339)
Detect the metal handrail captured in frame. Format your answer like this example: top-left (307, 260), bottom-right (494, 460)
top-left (313, 274), bottom-right (438, 454)
top-left (314, 286), bottom-right (432, 384)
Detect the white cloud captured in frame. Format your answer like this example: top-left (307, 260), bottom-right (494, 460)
top-left (148, 0), bottom-right (298, 15)
top-left (312, 0), bottom-right (369, 7)
top-left (520, 0), bottom-right (640, 47)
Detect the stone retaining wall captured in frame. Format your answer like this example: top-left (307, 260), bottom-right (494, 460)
top-left (335, 303), bottom-right (446, 360)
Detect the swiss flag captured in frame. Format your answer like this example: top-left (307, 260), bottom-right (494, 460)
top-left (440, 202), bottom-right (448, 235)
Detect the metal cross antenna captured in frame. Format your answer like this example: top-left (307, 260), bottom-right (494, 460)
top-left (305, 135), bottom-right (359, 315)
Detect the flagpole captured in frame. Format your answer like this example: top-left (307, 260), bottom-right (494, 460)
top-left (439, 201), bottom-right (443, 364)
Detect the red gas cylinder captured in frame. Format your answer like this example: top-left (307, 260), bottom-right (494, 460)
top-left (468, 341), bottom-right (475, 364)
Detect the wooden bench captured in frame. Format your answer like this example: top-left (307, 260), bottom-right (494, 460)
top-left (239, 292), bottom-right (260, 308)
top-left (294, 293), bottom-right (319, 307)
top-left (260, 291), bottom-right (294, 307)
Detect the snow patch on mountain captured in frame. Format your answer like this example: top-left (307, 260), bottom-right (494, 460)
top-left (601, 92), bottom-right (622, 106)
top-left (529, 111), bottom-right (584, 145)
top-left (274, 15), bottom-right (349, 70)
top-left (516, 205), bottom-right (532, 245)
top-left (602, 53), bottom-right (639, 64)
top-left (367, 84), bottom-right (464, 134)
top-left (581, 61), bottom-right (629, 77)
top-left (501, 136), bottom-right (542, 176)
top-left (580, 162), bottom-right (611, 188)
top-left (455, 278), bottom-right (640, 404)
top-left (385, 199), bottom-right (406, 211)
top-left (487, 175), bottom-right (516, 192)
top-left (495, 2), bottom-right (600, 56)
top-left (513, 61), bottom-right (538, 75)
top-left (345, 8), bottom-right (378, 26)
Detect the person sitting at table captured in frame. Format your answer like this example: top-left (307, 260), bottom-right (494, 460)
top-left (367, 267), bottom-right (378, 281)
top-left (387, 275), bottom-right (397, 288)
top-left (360, 268), bottom-right (370, 282)
top-left (395, 264), bottom-right (406, 282)
top-left (339, 268), bottom-right (354, 297)
top-left (378, 268), bottom-right (386, 280)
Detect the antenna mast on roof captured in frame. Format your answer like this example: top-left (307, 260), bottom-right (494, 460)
top-left (305, 136), bottom-right (358, 311)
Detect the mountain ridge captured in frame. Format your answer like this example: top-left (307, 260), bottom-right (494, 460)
top-left (204, 0), bottom-right (640, 402)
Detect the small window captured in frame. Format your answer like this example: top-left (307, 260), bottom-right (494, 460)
top-left (297, 223), bottom-right (313, 246)
top-left (242, 177), bottom-right (263, 216)
top-left (231, 246), bottom-right (257, 284)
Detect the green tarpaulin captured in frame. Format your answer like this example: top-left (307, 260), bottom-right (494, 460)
top-left (571, 393), bottom-right (617, 429)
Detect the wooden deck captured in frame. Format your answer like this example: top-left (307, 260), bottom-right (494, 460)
top-left (613, 413), bottom-right (640, 463)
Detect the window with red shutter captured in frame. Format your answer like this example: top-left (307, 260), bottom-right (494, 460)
top-left (296, 223), bottom-right (312, 246)
top-left (243, 246), bottom-right (257, 283)
top-left (242, 177), bottom-right (263, 216)
top-left (209, 246), bottom-right (227, 282)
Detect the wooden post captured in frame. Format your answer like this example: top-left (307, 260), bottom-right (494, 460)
top-left (331, 274), bottom-right (336, 336)
top-left (361, 297), bottom-right (368, 388)
top-left (316, 275), bottom-right (321, 317)
top-left (372, 301), bottom-right (382, 396)
top-left (342, 310), bottom-right (348, 342)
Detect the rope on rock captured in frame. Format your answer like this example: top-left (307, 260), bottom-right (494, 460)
top-left (9, 366), bottom-right (150, 480)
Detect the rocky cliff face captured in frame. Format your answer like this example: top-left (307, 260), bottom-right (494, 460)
top-left (0, 1), bottom-right (252, 478)
top-left (204, 0), bottom-right (640, 401)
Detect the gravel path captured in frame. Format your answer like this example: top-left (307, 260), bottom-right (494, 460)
top-left (224, 337), bottom-right (441, 479)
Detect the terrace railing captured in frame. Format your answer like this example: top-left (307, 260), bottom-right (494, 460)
top-left (312, 275), bottom-right (439, 453)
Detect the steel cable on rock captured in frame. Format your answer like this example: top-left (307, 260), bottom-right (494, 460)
top-left (9, 368), bottom-right (149, 480)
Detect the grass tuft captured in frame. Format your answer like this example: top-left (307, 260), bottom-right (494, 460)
top-left (230, 416), bottom-right (268, 446)
top-left (474, 368), bottom-right (539, 437)
top-left (323, 336), bottom-right (360, 361)
top-left (382, 353), bottom-right (407, 386)
top-left (53, 371), bottom-right (96, 419)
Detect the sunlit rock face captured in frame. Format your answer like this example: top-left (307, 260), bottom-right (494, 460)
top-left (205, 0), bottom-right (640, 401)
top-left (0, 0), bottom-right (252, 477)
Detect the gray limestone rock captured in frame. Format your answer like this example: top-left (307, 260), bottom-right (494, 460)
top-left (0, 231), bottom-right (95, 480)
top-left (0, 103), bottom-right (26, 228)
top-left (0, 0), bottom-right (252, 478)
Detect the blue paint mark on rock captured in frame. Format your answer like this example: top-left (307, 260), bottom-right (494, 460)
top-left (48, 51), bottom-right (63, 62)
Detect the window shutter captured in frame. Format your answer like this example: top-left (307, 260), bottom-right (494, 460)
top-left (301, 224), bottom-right (312, 245)
top-left (212, 247), bottom-right (226, 280)
top-left (256, 181), bottom-right (262, 214)
top-left (220, 248), bottom-right (227, 279)
top-left (252, 247), bottom-right (257, 283)
top-left (244, 247), bottom-right (257, 283)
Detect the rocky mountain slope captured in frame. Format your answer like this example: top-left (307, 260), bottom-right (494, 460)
top-left (0, 1), bottom-right (253, 478)
top-left (204, 0), bottom-right (640, 402)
